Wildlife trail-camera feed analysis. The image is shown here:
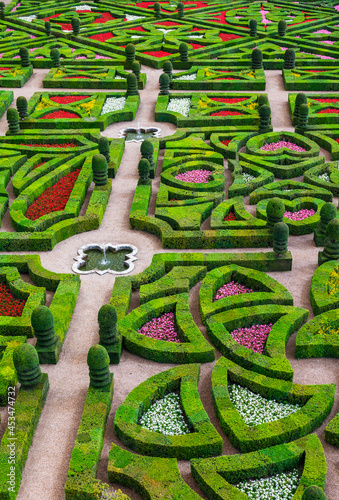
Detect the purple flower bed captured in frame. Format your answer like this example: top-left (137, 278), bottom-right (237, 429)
top-left (260, 141), bottom-right (306, 152)
top-left (175, 169), bottom-right (211, 183)
top-left (284, 209), bottom-right (316, 220)
top-left (230, 323), bottom-right (273, 353)
top-left (214, 280), bottom-right (254, 300)
top-left (138, 312), bottom-right (180, 343)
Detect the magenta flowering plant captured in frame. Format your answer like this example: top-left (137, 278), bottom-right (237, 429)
top-left (174, 169), bottom-right (211, 183)
top-left (284, 209), bottom-right (316, 221)
top-left (230, 323), bottom-right (273, 353)
top-left (260, 141), bottom-right (306, 152)
top-left (214, 281), bottom-right (254, 300)
top-left (138, 312), bottom-right (180, 343)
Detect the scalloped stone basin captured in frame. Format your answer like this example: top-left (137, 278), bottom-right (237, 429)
top-left (72, 244), bottom-right (138, 275)
top-left (119, 126), bottom-right (161, 142)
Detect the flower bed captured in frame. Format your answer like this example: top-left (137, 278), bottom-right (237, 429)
top-left (20, 142), bottom-right (77, 148)
top-left (49, 96), bottom-right (90, 104)
top-left (214, 281), bottom-right (253, 300)
top-left (166, 97), bottom-right (191, 117)
top-left (260, 141), bottom-right (306, 152)
top-left (210, 110), bottom-right (243, 116)
top-left (235, 468), bottom-right (299, 500)
top-left (228, 383), bottom-right (302, 426)
top-left (223, 211), bottom-right (236, 221)
top-left (284, 209), bottom-right (316, 220)
top-left (26, 169), bottom-right (81, 220)
top-left (0, 282), bottom-right (26, 316)
top-left (230, 323), bottom-right (273, 353)
top-left (138, 311), bottom-right (180, 342)
top-left (139, 392), bottom-right (190, 435)
top-left (40, 111), bottom-right (80, 119)
top-left (174, 169), bottom-right (211, 183)
top-left (100, 96), bottom-right (126, 114)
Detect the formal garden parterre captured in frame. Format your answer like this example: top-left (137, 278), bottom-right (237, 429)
top-left (0, 0), bottom-right (338, 499)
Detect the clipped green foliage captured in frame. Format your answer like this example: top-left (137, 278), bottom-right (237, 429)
top-left (314, 202), bottom-right (337, 246)
top-left (159, 72), bottom-right (170, 95)
top-left (302, 486), bottom-right (327, 500)
top-left (87, 344), bottom-right (111, 389)
top-left (295, 308), bottom-right (339, 359)
top-left (249, 19), bottom-right (257, 37)
top-left (284, 48), bottom-right (295, 70)
top-left (16, 96), bottom-right (28, 120)
top-left (179, 42), bottom-right (189, 62)
top-left (273, 221), bottom-right (289, 255)
top-left (7, 108), bottom-right (19, 134)
top-left (278, 19), bottom-right (287, 36)
top-left (252, 48), bottom-right (263, 70)
top-left (13, 343), bottom-right (42, 388)
top-left (266, 197), bottom-right (285, 228)
top-left (50, 48), bottom-right (60, 68)
top-left (19, 47), bottom-right (30, 67)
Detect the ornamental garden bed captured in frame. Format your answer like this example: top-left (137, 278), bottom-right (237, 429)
top-left (170, 67), bottom-right (266, 90)
top-left (0, 64), bottom-right (32, 87)
top-left (283, 67), bottom-right (339, 91)
top-left (289, 93), bottom-right (339, 125)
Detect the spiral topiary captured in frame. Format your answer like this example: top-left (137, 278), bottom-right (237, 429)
top-left (284, 48), bottom-right (295, 69)
top-left (178, 2), bottom-right (184, 18)
top-left (273, 221), bottom-right (289, 256)
top-left (179, 42), bottom-right (189, 62)
top-left (31, 306), bottom-right (58, 348)
top-left (126, 72), bottom-right (139, 96)
top-left (298, 103), bottom-right (309, 130)
top-left (0, 2), bottom-right (5, 20)
top-left (251, 48), bottom-right (263, 69)
top-left (7, 108), bottom-right (20, 134)
top-left (293, 93), bottom-right (307, 125)
top-left (249, 19), bottom-right (257, 37)
top-left (154, 2), bottom-right (161, 18)
top-left (13, 344), bottom-right (42, 388)
top-left (302, 485), bottom-right (327, 500)
top-left (159, 72), bottom-right (170, 95)
top-left (138, 158), bottom-right (150, 185)
top-left (16, 96), bottom-right (28, 120)
top-left (87, 345), bottom-right (111, 389)
top-left (45, 20), bottom-right (51, 36)
top-left (19, 47), bottom-right (30, 67)
top-left (319, 218), bottom-right (339, 264)
top-left (258, 105), bottom-right (271, 132)
top-left (314, 202), bottom-right (337, 246)
top-left (131, 60), bottom-right (141, 81)
top-left (125, 43), bottom-right (135, 68)
top-left (266, 197), bottom-right (285, 228)
top-left (278, 19), bottom-right (287, 36)
top-left (141, 139), bottom-right (154, 174)
top-left (50, 48), bottom-right (60, 68)
top-left (98, 304), bottom-right (119, 346)
top-left (92, 154), bottom-right (108, 186)
top-left (98, 136), bottom-right (110, 163)
top-left (71, 17), bottom-right (80, 35)
top-left (163, 60), bottom-right (173, 80)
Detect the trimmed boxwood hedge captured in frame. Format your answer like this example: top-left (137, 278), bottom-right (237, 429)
top-left (310, 260), bottom-right (339, 315)
top-left (0, 336), bottom-right (26, 406)
top-left (114, 364), bottom-right (222, 459)
top-left (211, 357), bottom-right (335, 452)
top-left (210, 197), bottom-right (267, 231)
top-left (191, 434), bottom-right (326, 499)
top-left (239, 152), bottom-right (324, 179)
top-left (325, 413), bottom-right (339, 448)
top-left (295, 308), bottom-right (339, 359)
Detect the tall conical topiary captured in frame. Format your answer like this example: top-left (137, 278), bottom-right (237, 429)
top-left (20, 47), bottom-right (30, 67)
top-left (249, 19), bottom-right (257, 37)
top-left (71, 17), bottom-right (80, 35)
top-left (31, 306), bottom-right (58, 348)
top-left (179, 42), bottom-right (188, 62)
top-left (87, 345), bottom-right (111, 389)
top-left (319, 218), bottom-right (339, 264)
top-left (273, 221), bottom-right (289, 256)
top-left (50, 48), bottom-right (60, 68)
top-left (178, 2), bottom-right (184, 18)
top-left (7, 108), bottom-right (20, 134)
top-left (0, 2), bottom-right (5, 20)
top-left (141, 139), bottom-right (154, 176)
top-left (138, 158), bottom-right (150, 185)
top-left (314, 202), bottom-right (337, 246)
top-left (266, 197), bottom-right (285, 228)
top-left (154, 2), bottom-right (161, 18)
top-left (126, 73), bottom-right (139, 96)
top-left (16, 96), bottom-right (28, 120)
top-left (131, 60), bottom-right (141, 81)
top-left (258, 105), bottom-right (271, 133)
top-left (293, 93), bottom-right (307, 125)
top-left (251, 48), bottom-right (263, 69)
top-left (125, 43), bottom-right (135, 68)
top-left (298, 103), bottom-right (309, 130)
top-left (98, 304), bottom-right (119, 346)
top-left (92, 154), bottom-right (108, 186)
top-left (258, 94), bottom-right (269, 107)
top-left (284, 48), bottom-right (295, 69)
top-left (302, 485), bottom-right (327, 500)
top-left (13, 344), bottom-right (42, 388)
top-left (98, 136), bottom-right (110, 163)
top-left (163, 60), bottom-right (173, 80)
top-left (278, 19), bottom-right (287, 36)
top-left (45, 20), bottom-right (51, 36)
top-left (159, 72), bottom-right (170, 95)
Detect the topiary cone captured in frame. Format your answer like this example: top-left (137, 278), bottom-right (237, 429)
top-left (71, 17), bottom-right (80, 35)
top-left (273, 221), bottom-right (289, 256)
top-left (13, 344), bottom-right (42, 388)
top-left (293, 93), bottom-right (307, 125)
top-left (249, 19), bottom-right (257, 37)
top-left (98, 304), bottom-right (119, 346)
top-left (50, 48), bottom-right (60, 68)
top-left (284, 48), bottom-right (295, 69)
top-left (45, 20), bottom-right (51, 36)
top-left (131, 60), bottom-right (141, 81)
top-left (19, 46), bottom-right (30, 67)
top-left (126, 72), bottom-right (139, 96)
top-left (179, 42), bottom-right (188, 62)
top-left (87, 344), bottom-right (111, 389)
top-left (7, 108), bottom-right (20, 134)
top-left (251, 48), bottom-right (263, 69)
top-left (31, 306), bottom-right (58, 348)
top-left (163, 60), bottom-right (173, 80)
top-left (278, 19), bottom-right (287, 36)
top-left (159, 72), bottom-right (170, 95)
top-left (16, 95), bottom-right (28, 120)
top-left (125, 43), bottom-right (136, 67)
top-left (258, 105), bottom-right (271, 132)
top-left (266, 197), bottom-right (285, 228)
top-left (92, 154), bottom-right (108, 186)
top-left (138, 158), bottom-right (150, 185)
top-left (98, 136), bottom-right (110, 163)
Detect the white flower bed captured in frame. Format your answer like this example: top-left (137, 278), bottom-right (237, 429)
top-left (74, 4), bottom-right (92, 10)
top-left (100, 97), bottom-right (126, 115)
top-left (235, 468), bottom-right (299, 500)
top-left (242, 173), bottom-right (255, 183)
top-left (191, 34), bottom-right (204, 38)
top-left (175, 73), bottom-right (197, 81)
top-left (228, 384), bottom-right (302, 426)
top-left (318, 172), bottom-right (330, 182)
top-left (125, 14), bottom-right (145, 21)
top-left (18, 14), bottom-right (37, 22)
top-left (157, 28), bottom-right (174, 35)
top-left (139, 392), bottom-right (190, 435)
top-left (167, 97), bottom-right (191, 117)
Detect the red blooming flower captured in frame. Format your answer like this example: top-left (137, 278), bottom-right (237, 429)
top-left (314, 98), bottom-right (339, 103)
top-left (0, 282), bottom-right (26, 317)
top-left (92, 12), bottom-right (116, 24)
top-left (143, 50), bottom-right (173, 57)
top-left (50, 95), bottom-right (89, 104)
top-left (89, 32), bottom-right (114, 41)
top-left (221, 139), bottom-right (232, 146)
top-left (210, 110), bottom-right (243, 116)
top-left (189, 43), bottom-right (205, 50)
top-left (219, 33), bottom-right (242, 42)
top-left (33, 161), bottom-right (46, 170)
top-left (210, 97), bottom-right (247, 103)
top-left (317, 108), bottom-right (339, 113)
top-left (223, 211), bottom-right (237, 221)
top-left (40, 111), bottom-right (80, 119)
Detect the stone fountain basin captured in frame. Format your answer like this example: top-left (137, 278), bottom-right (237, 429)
top-left (119, 126), bottom-right (161, 142)
top-left (72, 243), bottom-right (138, 275)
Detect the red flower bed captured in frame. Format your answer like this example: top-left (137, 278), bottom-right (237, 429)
top-left (0, 67), bottom-right (11, 70)
top-left (223, 211), bottom-right (236, 221)
top-left (20, 143), bottom-right (78, 148)
top-left (43, 13), bottom-right (60, 21)
top-left (216, 77), bottom-right (237, 80)
top-left (50, 95), bottom-right (89, 104)
top-left (210, 110), bottom-right (243, 116)
top-left (317, 108), bottom-right (339, 113)
top-left (219, 33), bottom-right (242, 42)
top-left (143, 50), bottom-right (173, 57)
top-left (26, 169), bottom-right (81, 220)
top-left (314, 98), bottom-right (339, 103)
top-left (89, 32), bottom-right (114, 41)
top-left (189, 43), bottom-right (204, 49)
top-left (210, 97), bottom-right (247, 103)
top-left (65, 76), bottom-right (92, 79)
top-left (58, 23), bottom-right (73, 31)
top-left (305, 70), bottom-right (325, 73)
top-left (129, 26), bottom-right (146, 32)
top-left (0, 282), bottom-right (26, 317)
top-left (92, 12), bottom-right (116, 24)
top-left (40, 111), bottom-right (80, 119)
top-left (33, 161), bottom-right (46, 170)
top-left (221, 139), bottom-right (231, 146)
top-left (154, 21), bottom-right (181, 26)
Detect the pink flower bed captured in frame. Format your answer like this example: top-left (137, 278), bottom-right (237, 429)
top-left (230, 323), bottom-right (273, 353)
top-left (138, 312), bottom-right (180, 343)
top-left (284, 209), bottom-right (316, 220)
top-left (175, 169), bottom-right (211, 183)
top-left (260, 141), bottom-right (306, 152)
top-left (214, 281), bottom-right (254, 300)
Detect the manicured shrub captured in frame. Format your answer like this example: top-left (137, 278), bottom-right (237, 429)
top-left (252, 48), bottom-right (263, 69)
top-left (314, 202), bottom-right (337, 246)
top-left (259, 104), bottom-right (271, 132)
top-left (0, 2), bottom-right (5, 20)
top-left (13, 343), bottom-right (42, 387)
top-left (284, 48), bottom-right (295, 69)
top-left (71, 17), bottom-right (80, 35)
top-left (31, 306), bottom-right (57, 348)
top-left (138, 158), bottom-right (150, 185)
top-left (87, 344), bottom-right (111, 389)
top-left (298, 103), bottom-right (309, 129)
top-left (92, 154), bottom-right (108, 186)
top-left (293, 93), bottom-right (307, 125)
top-left (6, 107), bottom-right (19, 134)
top-left (266, 198), bottom-right (285, 228)
top-left (98, 136), bottom-right (111, 163)
top-left (302, 485), bottom-right (327, 500)
top-left (125, 44), bottom-right (136, 66)
top-left (50, 48), bottom-right (60, 68)
top-left (179, 42), bottom-right (189, 62)
top-left (16, 96), bottom-right (28, 120)
top-left (319, 219), bottom-right (339, 264)
top-left (278, 20), bottom-right (287, 36)
top-left (126, 73), bottom-right (139, 97)
top-left (45, 20), bottom-right (51, 36)
top-left (154, 2), bottom-right (161, 18)
top-left (273, 222), bottom-right (289, 256)
top-left (258, 94), bottom-right (269, 107)
top-left (178, 2), bottom-right (184, 18)
top-left (249, 19), bottom-right (257, 37)
top-left (159, 72), bottom-right (170, 95)
top-left (131, 61), bottom-right (141, 81)
top-left (20, 47), bottom-right (30, 67)
top-left (98, 304), bottom-right (119, 346)
top-left (163, 60), bottom-right (173, 80)
top-left (141, 139), bottom-right (154, 172)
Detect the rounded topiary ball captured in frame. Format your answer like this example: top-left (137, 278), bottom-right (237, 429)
top-left (163, 60), bottom-right (173, 78)
top-left (302, 486), bottom-right (327, 500)
top-left (141, 139), bottom-right (154, 156)
top-left (266, 197), bottom-right (285, 227)
top-left (320, 202), bottom-right (337, 222)
top-left (98, 304), bottom-right (117, 331)
top-left (31, 306), bottom-right (54, 331)
top-left (258, 94), bottom-right (269, 107)
top-left (326, 218), bottom-right (339, 240)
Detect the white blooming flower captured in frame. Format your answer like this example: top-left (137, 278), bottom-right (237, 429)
top-left (236, 468), bottom-right (299, 500)
top-left (100, 97), bottom-right (126, 115)
top-left (74, 4), bottom-right (92, 10)
top-left (175, 73), bottom-right (197, 81)
top-left (242, 172), bottom-right (256, 183)
top-left (125, 14), bottom-right (145, 21)
top-left (157, 28), bottom-right (174, 35)
top-left (318, 172), bottom-right (330, 182)
top-left (139, 393), bottom-right (190, 435)
top-left (167, 97), bottom-right (191, 117)
top-left (18, 14), bottom-right (37, 22)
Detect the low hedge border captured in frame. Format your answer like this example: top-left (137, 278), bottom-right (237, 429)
top-left (65, 375), bottom-right (114, 500)
top-left (283, 67), bottom-right (339, 91)
top-left (249, 179), bottom-right (333, 205)
top-left (239, 152), bottom-right (324, 179)
top-left (0, 255), bottom-right (80, 362)
top-left (211, 357), bottom-right (335, 452)
top-left (304, 160), bottom-right (339, 196)
top-left (117, 293), bottom-right (215, 364)
top-left (256, 196), bottom-right (325, 235)
top-left (245, 131), bottom-right (320, 158)
top-left (171, 67), bottom-right (266, 91)
top-left (207, 305), bottom-right (308, 381)
top-left (295, 308), bottom-right (339, 359)
top-left (310, 260), bottom-right (339, 315)
top-left (210, 197), bottom-right (267, 230)
top-left (0, 66), bottom-right (32, 88)
top-left (114, 364), bottom-right (222, 459)
top-left (289, 93), bottom-right (339, 126)
top-left (108, 444), bottom-right (202, 500)
top-left (199, 264), bottom-right (293, 324)
top-left (191, 434), bottom-right (326, 500)
top-left (325, 413), bottom-right (339, 448)
top-left (0, 373), bottom-right (49, 499)
top-left (0, 336), bottom-right (26, 406)
top-left (305, 131), bottom-right (339, 161)
top-left (228, 159), bottom-right (274, 197)
top-left (0, 91), bottom-right (13, 119)
top-left (210, 132), bottom-right (257, 159)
